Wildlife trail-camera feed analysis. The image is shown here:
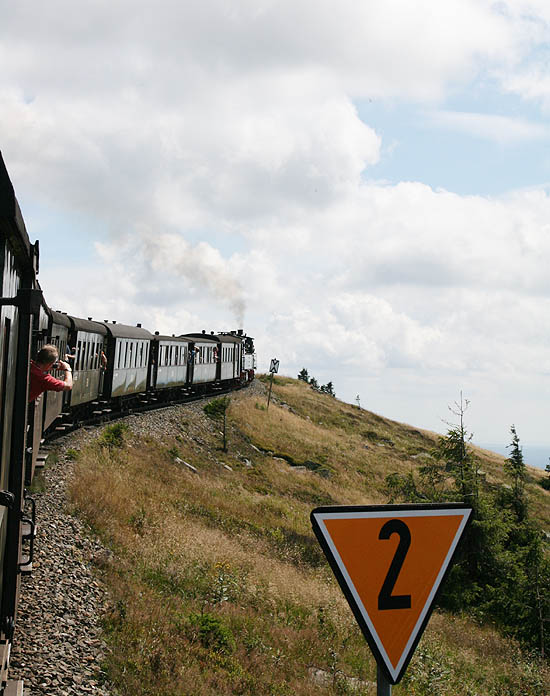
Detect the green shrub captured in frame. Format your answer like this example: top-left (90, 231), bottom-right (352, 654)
top-left (99, 422), bottom-right (129, 449)
top-left (188, 612), bottom-right (235, 654)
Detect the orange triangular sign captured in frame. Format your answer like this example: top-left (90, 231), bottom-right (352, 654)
top-left (311, 503), bottom-right (472, 684)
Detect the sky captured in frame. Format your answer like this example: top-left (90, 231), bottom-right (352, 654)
top-left (3, 1), bottom-right (550, 463)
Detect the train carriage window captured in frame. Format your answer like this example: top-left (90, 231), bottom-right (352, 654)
top-left (144, 343), bottom-right (149, 366)
top-left (115, 342), bottom-right (121, 370)
top-left (77, 340), bottom-right (83, 371)
top-left (139, 342), bottom-right (144, 368)
top-left (128, 342), bottom-right (134, 369)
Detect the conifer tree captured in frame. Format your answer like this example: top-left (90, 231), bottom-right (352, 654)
top-left (297, 368), bottom-right (309, 382)
top-left (504, 425), bottom-right (527, 520)
top-left (433, 392), bottom-right (480, 505)
top-left (320, 381), bottom-right (335, 397)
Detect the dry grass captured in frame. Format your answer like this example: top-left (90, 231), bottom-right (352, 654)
top-left (68, 380), bottom-right (550, 696)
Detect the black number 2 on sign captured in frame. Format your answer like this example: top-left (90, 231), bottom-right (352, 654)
top-left (378, 519), bottom-right (412, 610)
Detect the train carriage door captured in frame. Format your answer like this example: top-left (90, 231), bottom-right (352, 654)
top-left (0, 319), bottom-right (11, 482)
top-left (150, 341), bottom-right (158, 389)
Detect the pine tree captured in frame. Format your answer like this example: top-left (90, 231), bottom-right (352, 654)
top-left (297, 368), bottom-right (309, 383)
top-left (204, 396), bottom-right (230, 452)
top-left (320, 381), bottom-right (335, 397)
top-left (542, 458), bottom-right (550, 490)
top-left (433, 393), bottom-right (480, 505)
top-left (504, 425), bottom-right (527, 521)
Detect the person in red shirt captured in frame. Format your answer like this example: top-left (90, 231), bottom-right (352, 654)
top-left (29, 344), bottom-right (73, 402)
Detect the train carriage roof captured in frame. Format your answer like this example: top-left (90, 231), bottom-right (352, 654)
top-left (67, 315), bottom-right (109, 335)
top-left (154, 334), bottom-right (191, 343)
top-left (101, 321), bottom-right (154, 339)
top-left (180, 333), bottom-right (218, 344)
top-left (217, 334), bottom-right (243, 344)
top-left (50, 310), bottom-right (71, 328)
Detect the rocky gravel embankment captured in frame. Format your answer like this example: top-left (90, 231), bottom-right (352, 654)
top-left (9, 429), bottom-right (115, 696)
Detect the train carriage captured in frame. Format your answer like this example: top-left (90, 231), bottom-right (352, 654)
top-left (181, 333), bottom-right (218, 385)
top-left (67, 316), bottom-right (108, 408)
top-left (217, 333), bottom-right (242, 382)
top-left (152, 334), bottom-right (190, 390)
top-left (42, 310), bottom-right (71, 432)
top-left (103, 322), bottom-right (153, 400)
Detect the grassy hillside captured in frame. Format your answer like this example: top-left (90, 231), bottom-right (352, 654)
top-left (67, 376), bottom-right (549, 695)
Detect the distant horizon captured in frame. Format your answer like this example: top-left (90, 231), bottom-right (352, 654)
top-left (475, 442), bottom-right (548, 471)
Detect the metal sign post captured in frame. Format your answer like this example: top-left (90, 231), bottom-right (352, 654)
top-left (266, 359), bottom-right (279, 410)
top-left (377, 664), bottom-right (391, 695)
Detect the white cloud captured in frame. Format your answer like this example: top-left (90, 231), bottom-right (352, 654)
top-left (427, 110), bottom-right (549, 143)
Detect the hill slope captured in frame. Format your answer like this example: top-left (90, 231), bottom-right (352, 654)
top-left (67, 377), bottom-right (549, 696)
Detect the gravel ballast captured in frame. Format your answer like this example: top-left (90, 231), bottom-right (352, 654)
top-left (9, 430), bottom-right (115, 695)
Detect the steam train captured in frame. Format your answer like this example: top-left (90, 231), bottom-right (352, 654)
top-left (0, 152), bottom-right (256, 694)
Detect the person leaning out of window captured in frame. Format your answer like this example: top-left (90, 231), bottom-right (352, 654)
top-left (29, 344), bottom-right (73, 402)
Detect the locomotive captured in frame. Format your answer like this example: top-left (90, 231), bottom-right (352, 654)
top-left (0, 152), bottom-right (256, 694)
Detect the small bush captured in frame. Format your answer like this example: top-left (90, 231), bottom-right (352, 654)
top-left (166, 445), bottom-right (180, 460)
top-left (204, 396), bottom-right (230, 420)
top-left (98, 422), bottom-right (129, 449)
top-left (188, 612), bottom-right (235, 654)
